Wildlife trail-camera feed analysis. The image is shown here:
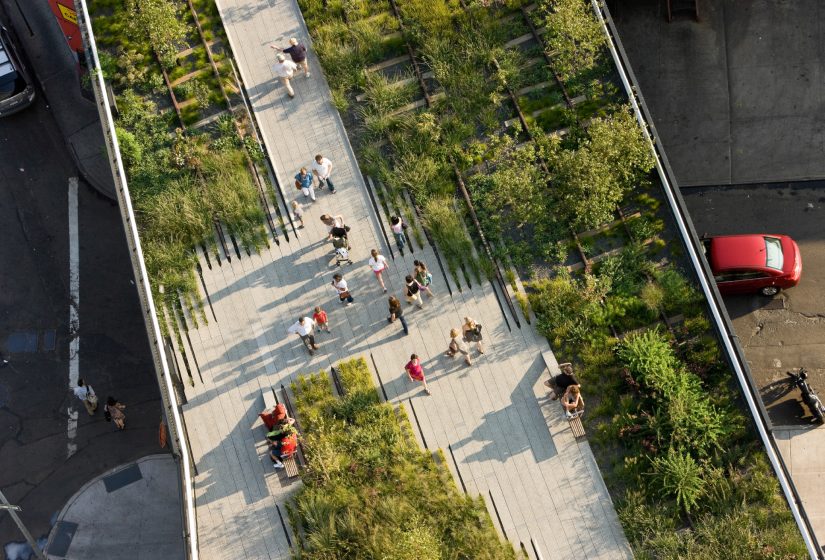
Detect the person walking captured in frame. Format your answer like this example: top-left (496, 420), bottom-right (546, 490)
top-left (390, 215), bottom-right (406, 254)
top-left (387, 295), bottom-right (409, 335)
top-left (368, 249), bottom-right (389, 293)
top-left (320, 214), bottom-right (347, 240)
top-left (331, 273), bottom-right (354, 305)
top-left (287, 317), bottom-right (319, 355)
top-left (311, 154), bottom-right (336, 193)
top-left (73, 378), bottom-right (98, 416)
top-left (405, 275), bottom-right (424, 308)
top-left (413, 260), bottom-right (434, 297)
top-left (273, 37), bottom-right (310, 77)
top-left (104, 397), bottom-right (127, 430)
top-left (273, 54), bottom-right (298, 98)
top-left (445, 328), bottom-right (472, 365)
top-left (291, 200), bottom-right (305, 228)
top-left (462, 316), bottom-right (485, 354)
top-left (313, 306), bottom-right (331, 333)
top-left (294, 167), bottom-right (315, 201)
top-left (404, 354), bottom-right (430, 395)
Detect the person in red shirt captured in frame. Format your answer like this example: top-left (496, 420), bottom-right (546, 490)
top-left (404, 354), bottom-right (430, 395)
top-left (312, 306), bottom-right (330, 333)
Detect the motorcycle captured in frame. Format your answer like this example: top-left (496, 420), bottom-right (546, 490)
top-left (786, 367), bottom-right (825, 424)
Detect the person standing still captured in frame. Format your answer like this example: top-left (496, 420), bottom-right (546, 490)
top-left (294, 167), bottom-right (315, 201)
top-left (390, 216), bottom-right (406, 254)
top-left (368, 249), bottom-right (389, 293)
top-left (404, 354), bottom-right (430, 395)
top-left (332, 273), bottom-right (354, 305)
top-left (311, 154), bottom-right (336, 193)
top-left (387, 296), bottom-right (409, 335)
top-left (273, 54), bottom-right (298, 98)
top-left (288, 317), bottom-right (319, 355)
top-left (73, 378), bottom-right (98, 416)
top-left (274, 37), bottom-right (310, 77)
top-left (104, 397), bottom-right (127, 430)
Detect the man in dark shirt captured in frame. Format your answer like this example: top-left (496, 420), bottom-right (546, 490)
top-left (274, 37), bottom-right (310, 78)
top-left (544, 363), bottom-right (579, 400)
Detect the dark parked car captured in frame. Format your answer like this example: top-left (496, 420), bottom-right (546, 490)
top-left (0, 25), bottom-right (35, 117)
top-left (702, 234), bottom-right (801, 296)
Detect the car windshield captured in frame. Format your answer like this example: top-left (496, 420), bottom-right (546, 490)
top-left (765, 237), bottom-right (783, 270)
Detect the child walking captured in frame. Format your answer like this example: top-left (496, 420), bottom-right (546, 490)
top-left (312, 306), bottom-right (331, 333)
top-left (291, 200), bottom-right (305, 228)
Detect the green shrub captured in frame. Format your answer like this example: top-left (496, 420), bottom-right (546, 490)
top-left (125, 0), bottom-right (188, 69)
top-left (539, 0), bottom-right (607, 82)
top-left (650, 448), bottom-right (705, 514)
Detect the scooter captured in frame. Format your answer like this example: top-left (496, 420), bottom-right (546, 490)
top-left (787, 368), bottom-right (825, 424)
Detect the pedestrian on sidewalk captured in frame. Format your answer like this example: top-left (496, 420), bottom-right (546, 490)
top-left (320, 213), bottom-right (348, 240)
top-left (311, 154), bottom-right (336, 193)
top-left (287, 317), bottom-right (319, 354)
top-left (291, 200), bottom-right (305, 228)
top-left (294, 167), bottom-right (315, 201)
top-left (368, 249), bottom-right (389, 292)
top-left (273, 54), bottom-right (298, 98)
top-left (390, 215), bottom-right (406, 254)
top-left (405, 354), bottom-right (430, 395)
top-left (413, 260), bottom-right (434, 297)
top-left (387, 295), bottom-right (409, 335)
top-left (332, 273), bottom-right (354, 305)
top-left (445, 328), bottom-right (472, 365)
top-left (313, 306), bottom-right (331, 333)
top-left (273, 37), bottom-right (310, 77)
top-left (405, 275), bottom-right (424, 308)
top-left (72, 378), bottom-right (98, 416)
top-left (462, 316), bottom-right (485, 354)
top-left (104, 397), bottom-right (127, 430)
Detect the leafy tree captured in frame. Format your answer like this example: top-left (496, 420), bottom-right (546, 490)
top-left (586, 108), bottom-right (655, 192)
top-left (126, 0), bottom-right (187, 69)
top-left (651, 448), bottom-right (705, 514)
top-left (540, 0), bottom-right (607, 82)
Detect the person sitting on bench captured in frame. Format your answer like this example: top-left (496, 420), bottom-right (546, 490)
top-left (269, 426), bottom-right (298, 469)
top-left (561, 385), bottom-right (584, 419)
top-left (543, 363), bottom-right (580, 400)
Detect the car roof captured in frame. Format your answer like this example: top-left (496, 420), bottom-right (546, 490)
top-left (709, 234), bottom-right (779, 271)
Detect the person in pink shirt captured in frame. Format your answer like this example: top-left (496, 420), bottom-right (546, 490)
top-left (404, 354), bottom-right (430, 395)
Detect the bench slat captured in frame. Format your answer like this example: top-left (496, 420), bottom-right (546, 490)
top-left (283, 455), bottom-right (300, 478)
top-left (569, 415), bottom-right (586, 439)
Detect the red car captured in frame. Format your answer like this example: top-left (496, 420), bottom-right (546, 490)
top-left (702, 234), bottom-right (801, 296)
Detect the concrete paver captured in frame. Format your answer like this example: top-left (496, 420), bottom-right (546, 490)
top-left (169, 0), bottom-right (636, 558)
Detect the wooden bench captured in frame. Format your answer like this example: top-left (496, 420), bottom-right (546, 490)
top-left (282, 454), bottom-right (300, 478)
top-left (568, 413), bottom-right (586, 439)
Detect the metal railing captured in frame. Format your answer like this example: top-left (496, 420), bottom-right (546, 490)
top-left (75, 2), bottom-right (199, 558)
top-left (590, 1), bottom-right (823, 558)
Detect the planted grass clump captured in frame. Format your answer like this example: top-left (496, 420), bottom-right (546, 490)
top-left (289, 358), bottom-right (517, 559)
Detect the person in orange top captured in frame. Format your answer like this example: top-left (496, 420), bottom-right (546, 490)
top-left (312, 306), bottom-right (330, 333)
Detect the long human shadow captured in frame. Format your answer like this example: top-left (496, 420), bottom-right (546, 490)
top-left (448, 353), bottom-right (558, 465)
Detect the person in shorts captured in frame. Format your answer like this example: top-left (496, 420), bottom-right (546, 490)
top-left (275, 37), bottom-right (310, 77)
top-left (368, 249), bottom-right (389, 293)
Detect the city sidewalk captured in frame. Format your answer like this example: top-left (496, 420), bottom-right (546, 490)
top-left (174, 0), bottom-right (634, 558)
top-left (44, 455), bottom-right (184, 560)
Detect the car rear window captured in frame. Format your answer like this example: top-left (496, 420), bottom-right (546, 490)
top-left (765, 236), bottom-right (783, 270)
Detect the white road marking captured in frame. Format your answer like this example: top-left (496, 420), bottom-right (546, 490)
top-left (68, 177), bottom-right (79, 459)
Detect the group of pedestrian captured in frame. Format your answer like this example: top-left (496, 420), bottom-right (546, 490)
top-left (293, 154), bottom-right (336, 212)
top-left (287, 306), bottom-right (331, 355)
top-left (72, 378), bottom-right (127, 430)
top-left (444, 317), bottom-right (485, 366)
top-left (272, 37), bottom-right (310, 99)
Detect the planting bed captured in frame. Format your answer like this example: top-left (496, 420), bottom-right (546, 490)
top-left (88, 0), bottom-right (286, 376)
top-left (299, 0), bottom-right (806, 556)
top-left (288, 358), bottom-right (517, 559)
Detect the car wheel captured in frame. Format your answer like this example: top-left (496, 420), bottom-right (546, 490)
top-left (760, 286), bottom-right (780, 296)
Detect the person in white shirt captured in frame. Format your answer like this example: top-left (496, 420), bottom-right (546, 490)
top-left (331, 273), bottom-right (354, 306)
top-left (73, 378), bottom-right (98, 416)
top-left (368, 249), bottom-right (389, 293)
top-left (311, 154), bottom-right (336, 193)
top-left (273, 54), bottom-right (298, 98)
top-left (287, 317), bottom-right (318, 354)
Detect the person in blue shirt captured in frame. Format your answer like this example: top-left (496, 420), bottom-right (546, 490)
top-left (294, 167), bottom-right (315, 201)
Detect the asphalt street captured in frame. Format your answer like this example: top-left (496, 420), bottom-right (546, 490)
top-left (0, 50), bottom-right (164, 558)
top-left (683, 183), bottom-right (825, 427)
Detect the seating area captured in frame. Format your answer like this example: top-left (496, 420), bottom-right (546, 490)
top-left (541, 353), bottom-right (586, 439)
top-left (259, 387), bottom-right (302, 479)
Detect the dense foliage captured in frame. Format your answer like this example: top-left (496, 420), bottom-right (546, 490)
top-left (289, 358), bottom-right (516, 560)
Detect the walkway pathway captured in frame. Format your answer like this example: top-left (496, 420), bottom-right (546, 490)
top-left (177, 0), bottom-right (633, 558)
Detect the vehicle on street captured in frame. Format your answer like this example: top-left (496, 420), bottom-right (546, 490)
top-left (0, 24), bottom-right (35, 117)
top-left (702, 233), bottom-right (801, 296)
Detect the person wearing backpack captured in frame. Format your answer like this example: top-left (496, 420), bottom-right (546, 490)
top-left (413, 260), bottom-right (434, 297)
top-left (72, 378), bottom-right (98, 416)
